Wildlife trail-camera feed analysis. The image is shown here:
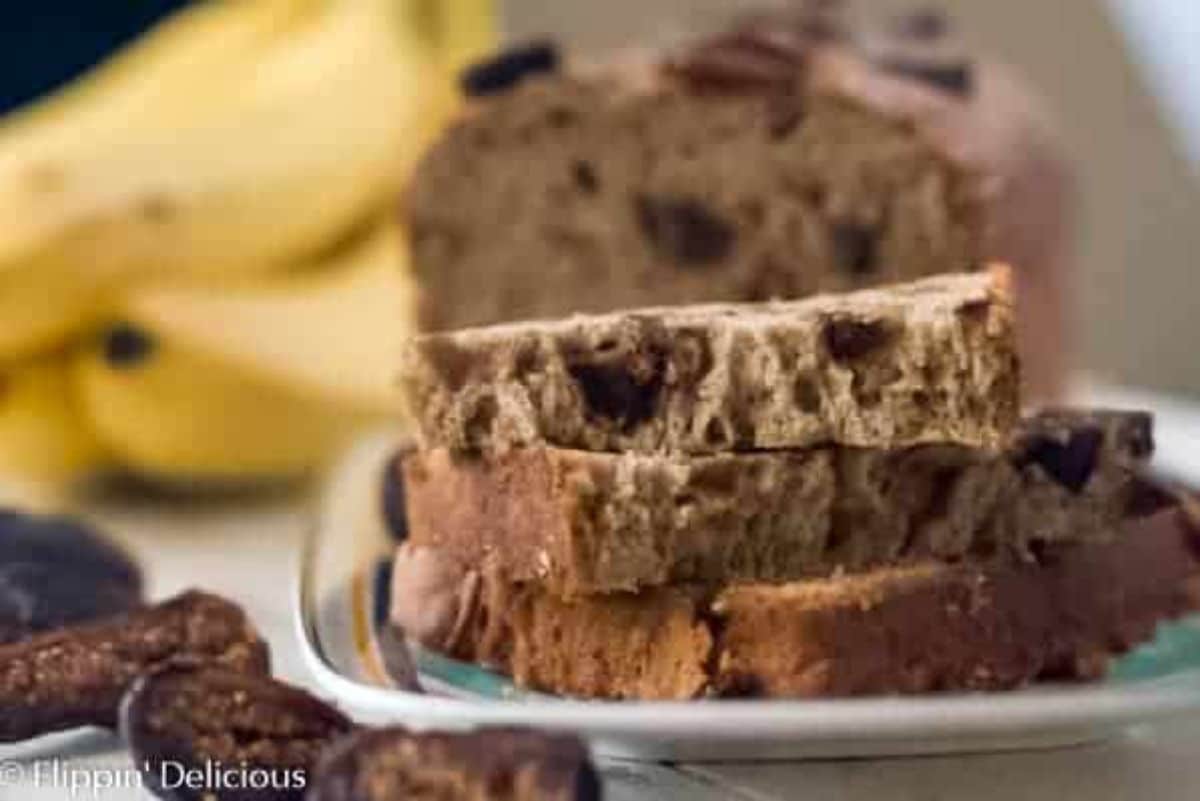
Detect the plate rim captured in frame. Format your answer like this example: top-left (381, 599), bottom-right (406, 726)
top-left (296, 620), bottom-right (1200, 741)
top-left (295, 418), bottom-right (1200, 748)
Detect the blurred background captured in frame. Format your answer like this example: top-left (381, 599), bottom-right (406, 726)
top-left (0, 0), bottom-right (1196, 495)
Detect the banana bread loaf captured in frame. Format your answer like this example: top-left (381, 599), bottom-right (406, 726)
top-left (406, 3), bottom-right (1072, 398)
top-left (401, 272), bottom-right (1018, 455)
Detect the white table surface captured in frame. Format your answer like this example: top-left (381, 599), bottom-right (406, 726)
top-left (4, 381), bottom-right (1200, 800)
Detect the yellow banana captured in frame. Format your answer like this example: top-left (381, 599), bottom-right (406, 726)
top-left (122, 220), bottom-right (415, 412)
top-left (0, 1), bottom-right (311, 156)
top-left (0, 0), bottom-right (495, 483)
top-left (0, 477), bottom-right (62, 513)
top-left (0, 0), bottom-right (314, 362)
top-left (75, 220), bottom-right (415, 481)
top-left (0, 254), bottom-right (111, 363)
top-left (76, 333), bottom-right (377, 482)
top-left (0, 0), bottom-right (429, 277)
top-left (0, 0), bottom-right (434, 362)
top-left (0, 355), bottom-right (107, 486)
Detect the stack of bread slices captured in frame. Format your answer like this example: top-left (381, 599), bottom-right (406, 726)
top-left (389, 271), bottom-right (1199, 699)
top-left (386, 2), bottom-right (1199, 700)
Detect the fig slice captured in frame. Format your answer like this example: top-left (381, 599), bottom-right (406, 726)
top-left (0, 590), bottom-right (268, 744)
top-left (121, 667), bottom-right (353, 801)
top-left (309, 726), bottom-right (601, 801)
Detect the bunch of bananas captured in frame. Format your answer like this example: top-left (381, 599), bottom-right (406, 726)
top-left (0, 0), bottom-right (494, 487)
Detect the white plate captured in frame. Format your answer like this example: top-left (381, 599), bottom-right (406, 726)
top-left (295, 389), bottom-right (1200, 762)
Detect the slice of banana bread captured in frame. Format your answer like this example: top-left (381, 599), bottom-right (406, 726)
top-left (401, 272), bottom-right (1018, 455)
top-left (391, 500), bottom-right (1200, 700)
top-left (406, 3), bottom-right (1072, 398)
top-left (401, 410), bottom-right (1152, 595)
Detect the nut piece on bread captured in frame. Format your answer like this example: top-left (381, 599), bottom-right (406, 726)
top-left (401, 271), bottom-right (1019, 455)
